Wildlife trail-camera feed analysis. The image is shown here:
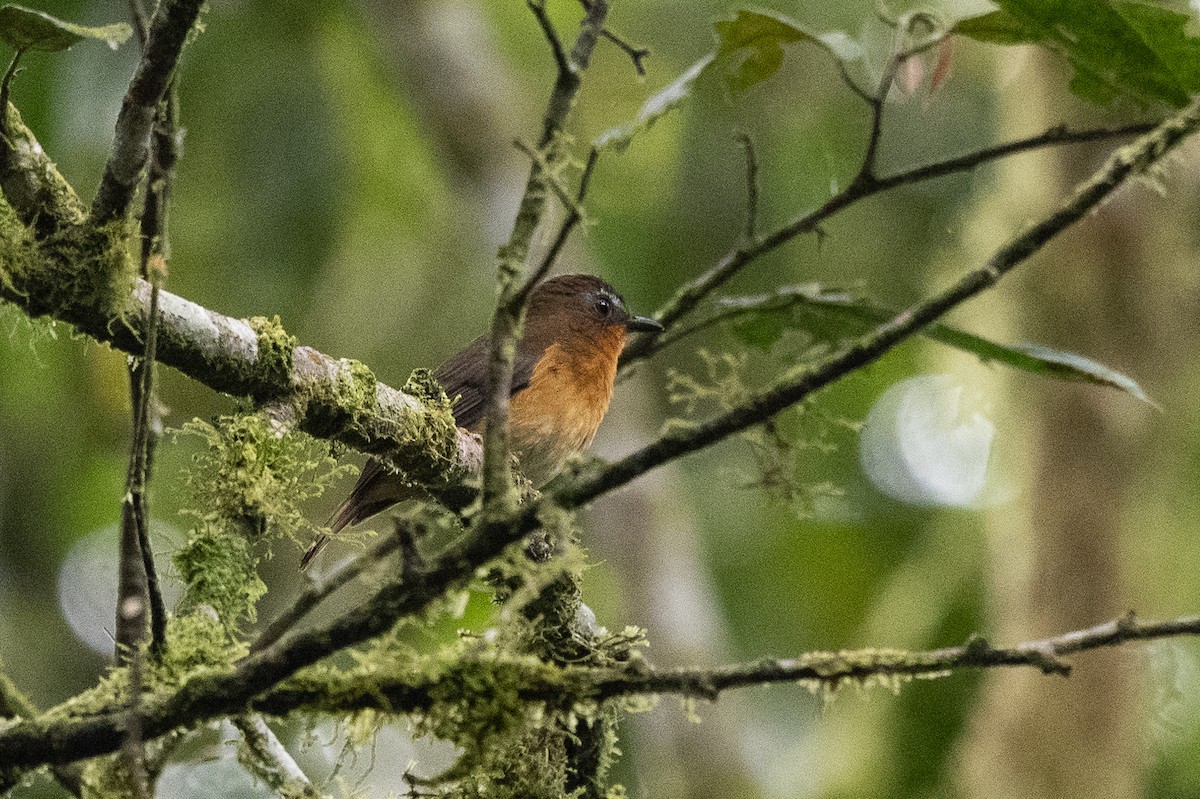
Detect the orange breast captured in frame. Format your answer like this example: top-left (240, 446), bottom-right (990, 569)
top-left (507, 329), bottom-right (624, 485)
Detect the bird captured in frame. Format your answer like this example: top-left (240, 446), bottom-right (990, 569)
top-left (301, 273), bottom-right (662, 568)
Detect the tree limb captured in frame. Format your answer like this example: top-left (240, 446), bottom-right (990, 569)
top-left (90, 0), bottom-right (205, 224)
top-left (245, 612), bottom-right (1200, 714)
top-left (579, 99), bottom-right (1200, 504)
top-left (619, 119), bottom-right (1158, 369)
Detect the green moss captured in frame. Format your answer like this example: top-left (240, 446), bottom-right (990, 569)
top-left (0, 105), bottom-right (86, 234)
top-left (155, 612), bottom-right (244, 684)
top-left (81, 754), bottom-right (142, 799)
top-left (396, 368), bottom-right (460, 485)
top-left (174, 413), bottom-right (350, 631)
top-left (174, 525), bottom-right (267, 630)
top-left (180, 413), bottom-right (348, 543)
top-left (2, 220), bottom-right (136, 322)
top-left (248, 315), bottom-right (298, 390)
top-left (300, 358), bottom-right (378, 440)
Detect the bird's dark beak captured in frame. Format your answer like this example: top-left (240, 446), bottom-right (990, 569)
top-left (626, 315), bottom-right (664, 334)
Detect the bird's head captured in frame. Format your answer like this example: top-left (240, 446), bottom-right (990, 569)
top-left (524, 274), bottom-right (662, 354)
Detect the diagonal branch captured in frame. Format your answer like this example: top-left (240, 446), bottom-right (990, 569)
top-left (579, 99), bottom-right (1200, 505)
top-left (90, 0), bottom-right (204, 224)
top-left (619, 119), bottom-right (1158, 369)
top-left (479, 0), bottom-right (609, 511)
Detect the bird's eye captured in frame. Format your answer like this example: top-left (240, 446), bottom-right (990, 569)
top-left (594, 297), bottom-right (612, 317)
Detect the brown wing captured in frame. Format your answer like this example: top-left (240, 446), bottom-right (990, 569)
top-left (303, 333), bottom-right (550, 567)
top-left (433, 334), bottom-right (544, 430)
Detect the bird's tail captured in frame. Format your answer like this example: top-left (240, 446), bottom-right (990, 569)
top-left (300, 460), bottom-right (417, 569)
top-left (299, 499), bottom-right (361, 570)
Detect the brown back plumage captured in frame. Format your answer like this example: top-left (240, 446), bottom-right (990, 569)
top-left (301, 274), bottom-right (645, 568)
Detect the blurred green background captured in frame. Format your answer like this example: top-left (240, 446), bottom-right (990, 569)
top-left (2, 0), bottom-right (1200, 797)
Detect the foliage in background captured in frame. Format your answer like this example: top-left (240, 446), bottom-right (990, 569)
top-left (0, 1), bottom-right (1198, 798)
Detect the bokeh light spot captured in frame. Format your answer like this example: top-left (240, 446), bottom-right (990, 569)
top-left (860, 374), bottom-right (996, 508)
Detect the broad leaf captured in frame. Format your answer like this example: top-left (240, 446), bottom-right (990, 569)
top-left (954, 0), bottom-right (1200, 107)
top-left (951, 10), bottom-right (1042, 45)
top-left (0, 4), bottom-right (130, 53)
top-left (718, 286), bottom-right (1154, 404)
top-left (596, 9), bottom-right (861, 150)
top-left (594, 55), bottom-right (713, 152)
top-left (714, 9), bottom-right (862, 96)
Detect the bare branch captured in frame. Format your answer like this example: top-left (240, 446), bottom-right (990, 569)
top-left (115, 259), bottom-right (162, 661)
top-left (527, 0), bottom-right (570, 76)
top-left (480, 0), bottom-right (608, 511)
top-left (619, 120), bottom-right (1157, 369)
top-left (737, 133), bottom-right (759, 243)
top-left (90, 0), bottom-right (204, 224)
top-left (251, 517), bottom-right (416, 654)
top-left (591, 99), bottom-right (1200, 503)
top-left (529, 147), bottom-right (600, 289)
top-left (232, 715), bottom-right (322, 799)
top-left (578, 0), bottom-right (650, 76)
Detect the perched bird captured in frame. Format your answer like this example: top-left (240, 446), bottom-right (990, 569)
top-left (301, 274), bottom-right (662, 567)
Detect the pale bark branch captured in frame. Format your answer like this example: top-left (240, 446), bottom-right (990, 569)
top-left (90, 0), bottom-right (204, 224)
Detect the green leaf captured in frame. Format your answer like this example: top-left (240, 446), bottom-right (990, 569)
top-left (0, 4), bottom-right (131, 53)
top-left (714, 9), bottom-right (862, 96)
top-left (594, 55), bottom-right (714, 152)
top-left (718, 286), bottom-right (1155, 404)
top-left (1010, 343), bottom-right (1155, 405)
top-left (951, 10), bottom-right (1043, 45)
top-left (954, 0), bottom-right (1200, 108)
top-left (596, 8), bottom-right (862, 151)
top-left (729, 305), bottom-right (788, 352)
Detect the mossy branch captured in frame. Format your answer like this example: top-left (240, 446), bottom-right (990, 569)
top-left (0, 664), bottom-right (83, 795)
top-left (241, 609), bottom-right (1200, 710)
top-left (1, 609), bottom-right (1188, 770)
top-left (242, 612), bottom-right (1200, 711)
top-left (0, 252), bottom-right (480, 489)
top-left (0, 103), bottom-right (85, 236)
top-left (479, 0), bottom-right (608, 513)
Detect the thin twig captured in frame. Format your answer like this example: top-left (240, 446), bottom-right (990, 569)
top-left (119, 26), bottom-right (181, 661)
top-left (526, 0), bottom-right (569, 76)
top-left (737, 133), bottom-right (759, 243)
top-left (232, 715), bottom-right (321, 799)
top-left (251, 520), bottom-right (412, 654)
top-left (619, 119), bottom-right (1157, 369)
top-left (512, 138), bottom-right (580, 211)
top-left (0, 48), bottom-right (24, 137)
top-left (479, 0), bottom-right (608, 512)
top-left (115, 257), bottom-right (167, 659)
top-left (526, 147), bottom-right (600, 295)
top-left (578, 0), bottom-right (649, 75)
